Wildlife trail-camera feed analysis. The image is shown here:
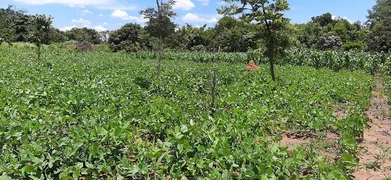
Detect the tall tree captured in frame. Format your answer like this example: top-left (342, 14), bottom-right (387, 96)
top-left (141, 0), bottom-right (177, 78)
top-left (65, 27), bottom-right (101, 44)
top-left (0, 6), bottom-right (16, 51)
top-left (366, 0), bottom-right (391, 52)
top-left (0, 5), bottom-right (29, 49)
top-left (29, 14), bottom-right (53, 68)
top-left (311, 13), bottom-right (335, 27)
top-left (185, 24), bottom-right (210, 51)
top-left (219, 0), bottom-right (290, 81)
top-left (213, 16), bottom-right (257, 52)
top-left (108, 23), bottom-right (151, 52)
top-left (50, 27), bottom-right (67, 43)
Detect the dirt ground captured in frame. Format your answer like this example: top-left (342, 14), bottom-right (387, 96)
top-left (278, 76), bottom-right (391, 179)
top-left (352, 76), bottom-right (391, 180)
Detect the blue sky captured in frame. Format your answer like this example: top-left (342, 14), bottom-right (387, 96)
top-left (0, 0), bottom-right (377, 31)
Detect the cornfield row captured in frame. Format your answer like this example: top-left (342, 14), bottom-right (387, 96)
top-left (126, 49), bottom-right (391, 75)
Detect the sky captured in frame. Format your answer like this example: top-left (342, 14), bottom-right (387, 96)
top-left (0, 0), bottom-right (377, 32)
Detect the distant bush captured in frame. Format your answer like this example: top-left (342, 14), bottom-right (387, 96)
top-left (94, 44), bottom-right (110, 52)
top-left (316, 32), bottom-right (343, 51)
top-left (108, 23), bottom-right (152, 52)
top-left (51, 43), bottom-right (75, 51)
top-left (343, 41), bottom-right (364, 51)
top-left (63, 40), bottom-right (77, 45)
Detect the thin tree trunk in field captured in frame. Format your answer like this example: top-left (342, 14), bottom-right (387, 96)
top-left (210, 46), bottom-right (220, 117)
top-left (268, 47), bottom-right (276, 82)
top-left (156, 0), bottom-right (162, 78)
top-left (157, 36), bottom-right (162, 78)
top-left (37, 44), bottom-right (41, 69)
top-left (210, 68), bottom-right (216, 117)
top-left (261, 4), bottom-right (276, 82)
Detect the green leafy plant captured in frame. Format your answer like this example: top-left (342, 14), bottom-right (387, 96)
top-left (28, 14), bottom-right (53, 68)
top-left (0, 47), bottom-right (376, 178)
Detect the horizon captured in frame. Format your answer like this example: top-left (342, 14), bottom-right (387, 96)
top-left (0, 0), bottom-right (377, 31)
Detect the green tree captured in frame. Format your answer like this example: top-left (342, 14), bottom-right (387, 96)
top-left (184, 24), bottom-right (210, 51)
top-left (213, 16), bottom-right (257, 52)
top-left (50, 28), bottom-right (67, 42)
top-left (108, 23), bottom-right (152, 52)
top-left (0, 5), bottom-right (30, 49)
top-left (0, 7), bottom-right (16, 51)
top-left (366, 0), bottom-right (391, 52)
top-left (316, 32), bottom-right (342, 51)
top-left (65, 27), bottom-right (101, 44)
top-left (164, 26), bottom-right (188, 51)
top-left (332, 20), bottom-right (348, 42)
top-left (297, 22), bottom-right (322, 48)
top-left (15, 14), bottom-right (32, 42)
top-left (219, 0), bottom-right (290, 81)
top-left (29, 14), bottom-right (53, 68)
top-left (311, 13), bottom-right (335, 27)
top-left (141, 0), bottom-right (177, 78)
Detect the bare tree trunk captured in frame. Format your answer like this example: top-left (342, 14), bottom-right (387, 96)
top-left (210, 68), bottom-right (216, 117)
top-left (261, 5), bottom-right (276, 82)
top-left (37, 44), bottom-right (41, 69)
top-left (268, 43), bottom-right (276, 82)
top-left (157, 36), bottom-right (162, 78)
top-left (210, 46), bottom-right (220, 118)
top-left (156, 0), bottom-right (163, 78)
top-left (269, 52), bottom-right (275, 82)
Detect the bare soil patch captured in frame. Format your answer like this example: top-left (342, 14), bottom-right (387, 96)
top-left (333, 102), bottom-right (351, 120)
top-left (352, 76), bottom-right (391, 180)
top-left (279, 131), bottom-right (315, 151)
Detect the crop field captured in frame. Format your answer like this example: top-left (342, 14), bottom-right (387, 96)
top-left (0, 48), bottom-right (384, 179)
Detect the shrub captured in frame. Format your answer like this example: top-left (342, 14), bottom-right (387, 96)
top-left (316, 32), bottom-right (343, 51)
top-left (343, 42), bottom-right (364, 51)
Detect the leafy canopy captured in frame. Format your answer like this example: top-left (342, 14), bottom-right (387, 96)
top-left (366, 0), bottom-right (391, 52)
top-left (141, 0), bottom-right (177, 39)
top-left (29, 14), bottom-right (53, 46)
top-left (218, 0), bottom-right (291, 81)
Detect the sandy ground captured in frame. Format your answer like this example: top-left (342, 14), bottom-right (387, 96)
top-left (352, 76), bottom-right (391, 180)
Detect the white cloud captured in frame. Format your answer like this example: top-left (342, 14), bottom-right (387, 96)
top-left (71, 18), bottom-right (92, 27)
top-left (217, 1), bottom-right (228, 5)
top-left (82, 9), bottom-right (92, 15)
top-left (13, 0), bottom-right (135, 10)
top-left (182, 13), bottom-right (219, 24)
top-left (197, 0), bottom-right (209, 5)
top-left (59, 24), bottom-right (107, 32)
top-left (111, 10), bottom-right (147, 23)
top-left (14, 0), bottom-right (109, 6)
top-left (332, 15), bottom-right (353, 23)
top-left (103, 22), bottom-right (108, 25)
top-left (59, 25), bottom-right (77, 31)
top-left (208, 17), bottom-right (218, 23)
top-left (173, 0), bottom-right (195, 10)
top-left (99, 14), bottom-right (104, 17)
top-left (94, 25), bottom-right (107, 31)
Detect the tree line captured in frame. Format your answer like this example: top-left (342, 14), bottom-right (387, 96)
top-left (1, 0), bottom-right (390, 82)
top-left (1, 0), bottom-right (390, 54)
top-left (0, 5), bottom-right (104, 45)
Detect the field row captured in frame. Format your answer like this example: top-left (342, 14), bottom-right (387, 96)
top-left (3, 44), bottom-right (391, 75)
